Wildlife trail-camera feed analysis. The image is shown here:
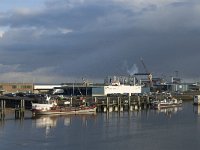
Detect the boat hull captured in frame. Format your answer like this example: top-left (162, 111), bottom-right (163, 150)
top-left (32, 106), bottom-right (97, 116)
top-left (152, 98), bottom-right (182, 109)
top-left (153, 103), bottom-right (182, 109)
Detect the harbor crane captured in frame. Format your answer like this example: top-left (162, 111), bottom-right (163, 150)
top-left (140, 58), bottom-right (152, 85)
top-left (134, 58), bottom-right (153, 87)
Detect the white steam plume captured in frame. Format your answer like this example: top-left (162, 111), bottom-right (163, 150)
top-left (127, 64), bottom-right (138, 76)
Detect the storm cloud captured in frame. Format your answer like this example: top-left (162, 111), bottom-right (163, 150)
top-left (0, 0), bottom-right (200, 83)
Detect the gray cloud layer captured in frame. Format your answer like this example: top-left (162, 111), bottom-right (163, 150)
top-left (0, 0), bottom-right (200, 83)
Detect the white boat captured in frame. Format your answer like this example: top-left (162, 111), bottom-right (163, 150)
top-left (31, 104), bottom-right (97, 115)
top-left (153, 98), bottom-right (182, 109)
top-left (194, 95), bottom-right (200, 105)
top-left (31, 97), bottom-right (96, 116)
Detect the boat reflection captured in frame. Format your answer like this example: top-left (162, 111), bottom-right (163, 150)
top-left (64, 117), bottom-right (71, 126)
top-left (156, 107), bottom-right (183, 117)
top-left (34, 115), bottom-right (57, 129)
top-left (33, 114), bottom-right (97, 129)
top-left (32, 115), bottom-right (58, 136)
top-left (193, 105), bottom-right (200, 115)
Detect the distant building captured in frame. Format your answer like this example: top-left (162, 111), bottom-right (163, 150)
top-left (0, 83), bottom-right (34, 94)
top-left (92, 85), bottom-right (141, 96)
top-left (0, 83), bottom-right (63, 94)
top-left (34, 84), bottom-right (62, 93)
top-left (104, 76), bottom-right (136, 86)
top-left (171, 77), bottom-right (181, 84)
top-left (152, 77), bottom-right (166, 85)
top-left (169, 84), bottom-right (188, 92)
top-left (50, 82), bottom-right (141, 97)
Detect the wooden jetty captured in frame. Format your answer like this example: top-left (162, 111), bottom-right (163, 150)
top-left (0, 96), bottom-right (38, 119)
top-left (0, 96), bottom-right (41, 109)
top-left (92, 95), bottom-right (151, 113)
top-left (0, 92), bottom-right (182, 118)
top-left (0, 99), bottom-right (26, 119)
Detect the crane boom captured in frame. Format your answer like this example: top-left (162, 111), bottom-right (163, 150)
top-left (140, 57), bottom-right (149, 74)
top-left (140, 57), bottom-right (153, 87)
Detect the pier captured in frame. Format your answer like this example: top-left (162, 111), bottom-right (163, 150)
top-left (93, 95), bottom-right (151, 113)
top-left (0, 91), bottom-right (191, 119)
top-left (0, 97), bottom-right (33, 119)
top-left (14, 99), bottom-right (25, 119)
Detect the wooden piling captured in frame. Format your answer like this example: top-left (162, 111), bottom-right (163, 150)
top-left (114, 106), bottom-right (118, 111)
top-left (109, 106), bottom-right (113, 112)
top-left (106, 97), bottom-right (109, 111)
top-left (129, 105), bottom-right (134, 111)
top-left (117, 97), bottom-right (120, 110)
top-left (128, 96), bottom-right (131, 111)
top-left (146, 96), bottom-right (150, 108)
top-left (103, 106), bottom-right (107, 112)
top-left (0, 100), bottom-right (6, 120)
top-left (15, 99), bottom-right (25, 119)
top-left (70, 97), bottom-right (73, 107)
top-left (138, 96), bottom-right (141, 110)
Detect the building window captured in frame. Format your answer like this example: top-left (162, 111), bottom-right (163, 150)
top-left (26, 85), bottom-right (32, 89)
top-left (12, 85), bottom-right (17, 89)
top-left (21, 85), bottom-right (32, 89)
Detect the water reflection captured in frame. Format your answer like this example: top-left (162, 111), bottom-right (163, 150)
top-left (2, 102), bottom-right (200, 150)
top-left (32, 115), bottom-right (57, 136)
top-left (102, 106), bottom-right (183, 120)
top-left (155, 107), bottom-right (183, 117)
top-left (33, 114), bottom-right (97, 129)
top-left (64, 117), bottom-right (71, 126)
top-left (31, 107), bottom-right (185, 137)
top-left (193, 105), bottom-right (200, 115)
top-left (34, 116), bottom-right (57, 128)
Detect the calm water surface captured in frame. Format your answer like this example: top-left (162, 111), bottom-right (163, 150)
top-left (0, 101), bottom-right (200, 150)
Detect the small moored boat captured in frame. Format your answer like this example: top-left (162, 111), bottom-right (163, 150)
top-left (194, 95), bottom-right (200, 105)
top-left (152, 98), bottom-right (182, 109)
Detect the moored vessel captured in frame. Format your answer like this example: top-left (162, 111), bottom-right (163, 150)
top-left (31, 104), bottom-right (97, 115)
top-left (152, 98), bottom-right (182, 109)
top-left (194, 95), bottom-right (200, 105)
top-left (31, 96), bottom-right (96, 116)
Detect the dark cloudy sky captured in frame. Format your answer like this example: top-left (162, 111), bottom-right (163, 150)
top-left (0, 0), bottom-right (200, 83)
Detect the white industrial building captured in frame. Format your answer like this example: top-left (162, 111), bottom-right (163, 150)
top-left (34, 84), bottom-right (62, 93)
top-left (33, 83), bottom-right (142, 97)
top-left (92, 85), bottom-right (141, 96)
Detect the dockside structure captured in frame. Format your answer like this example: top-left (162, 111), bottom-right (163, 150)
top-left (52, 83), bottom-right (142, 97)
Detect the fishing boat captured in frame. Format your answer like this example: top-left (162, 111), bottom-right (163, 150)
top-left (152, 98), bottom-right (182, 109)
top-left (31, 104), bottom-right (97, 115)
top-left (31, 96), bottom-right (96, 116)
top-left (32, 103), bottom-right (96, 115)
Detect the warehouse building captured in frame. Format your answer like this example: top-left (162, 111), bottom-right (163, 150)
top-left (92, 85), bottom-right (141, 96)
top-left (51, 83), bottom-right (141, 97)
top-left (0, 83), bottom-right (34, 94)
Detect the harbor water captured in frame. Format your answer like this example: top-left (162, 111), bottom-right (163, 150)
top-left (0, 101), bottom-right (200, 150)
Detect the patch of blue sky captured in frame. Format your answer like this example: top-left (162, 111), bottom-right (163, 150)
top-left (0, 0), bottom-right (46, 12)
